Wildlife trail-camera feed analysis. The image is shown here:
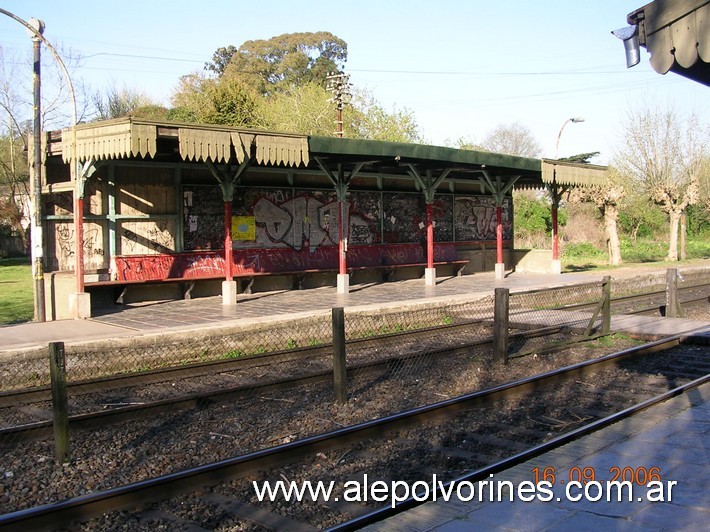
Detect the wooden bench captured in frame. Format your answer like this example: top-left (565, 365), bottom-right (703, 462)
top-left (86, 259), bottom-right (470, 302)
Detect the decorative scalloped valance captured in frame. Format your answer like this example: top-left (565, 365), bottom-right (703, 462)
top-left (541, 160), bottom-right (608, 187)
top-left (645, 2), bottom-right (709, 75)
top-left (61, 118), bottom-right (309, 168)
top-left (62, 122), bottom-right (157, 162)
top-left (178, 128), bottom-right (232, 163)
top-left (255, 134), bottom-right (309, 167)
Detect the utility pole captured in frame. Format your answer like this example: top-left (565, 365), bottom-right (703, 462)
top-left (326, 71), bottom-right (351, 138)
top-left (30, 18), bottom-right (46, 322)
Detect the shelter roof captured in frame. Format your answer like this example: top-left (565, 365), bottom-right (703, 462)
top-left (47, 117), bottom-right (608, 189)
top-left (628, 0), bottom-right (710, 85)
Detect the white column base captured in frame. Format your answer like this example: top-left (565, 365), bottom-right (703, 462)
top-left (424, 267), bottom-right (436, 286)
top-left (337, 273), bottom-right (350, 294)
top-left (69, 292), bottom-right (91, 319)
top-left (222, 280), bottom-right (237, 305)
top-left (495, 262), bottom-right (505, 280)
top-left (551, 259), bottom-right (562, 275)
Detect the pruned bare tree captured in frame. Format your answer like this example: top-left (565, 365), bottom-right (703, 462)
top-left (454, 122), bottom-right (542, 158)
top-left (0, 42), bottom-right (88, 254)
top-left (613, 104), bottom-right (707, 261)
top-left (92, 85), bottom-right (159, 120)
top-left (571, 170), bottom-right (625, 265)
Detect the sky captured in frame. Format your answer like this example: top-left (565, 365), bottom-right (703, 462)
top-left (1, 0), bottom-right (707, 164)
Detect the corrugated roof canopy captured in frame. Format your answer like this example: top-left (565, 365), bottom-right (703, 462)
top-left (61, 117), bottom-right (309, 167)
top-left (628, 0), bottom-right (710, 85)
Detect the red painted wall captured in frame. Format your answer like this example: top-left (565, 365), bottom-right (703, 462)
top-left (113, 242), bottom-right (460, 282)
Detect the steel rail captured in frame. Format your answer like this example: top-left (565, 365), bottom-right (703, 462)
top-left (330, 373), bottom-right (709, 531)
top-left (0, 322), bottom-right (611, 443)
top-left (0, 318), bottom-right (486, 405)
top-left (0, 334), bottom-right (696, 531)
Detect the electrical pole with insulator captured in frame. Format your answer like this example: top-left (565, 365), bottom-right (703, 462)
top-left (325, 71), bottom-right (352, 292)
top-left (326, 71), bottom-right (351, 138)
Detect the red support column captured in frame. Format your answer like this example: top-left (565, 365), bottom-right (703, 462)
top-left (552, 205), bottom-right (559, 261)
top-left (426, 203), bottom-right (434, 269)
top-left (496, 205), bottom-right (503, 264)
top-left (75, 195), bottom-right (84, 293)
top-left (224, 200), bottom-right (233, 280)
top-left (338, 199), bottom-right (347, 275)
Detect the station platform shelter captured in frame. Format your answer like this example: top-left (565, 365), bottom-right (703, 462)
top-left (36, 117), bottom-right (607, 319)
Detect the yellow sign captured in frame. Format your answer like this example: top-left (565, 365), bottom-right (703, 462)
top-left (232, 216), bottom-right (255, 241)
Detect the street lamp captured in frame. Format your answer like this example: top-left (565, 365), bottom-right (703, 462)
top-left (28, 17), bottom-right (46, 322)
top-left (1, 8), bottom-right (80, 319)
top-left (550, 117), bottom-right (584, 275)
top-left (555, 117), bottom-right (585, 159)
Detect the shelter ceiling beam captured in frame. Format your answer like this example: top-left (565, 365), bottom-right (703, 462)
top-left (76, 159), bottom-right (104, 199)
top-left (405, 164), bottom-right (452, 203)
top-left (313, 157), bottom-right (366, 200)
top-left (480, 170), bottom-right (519, 206)
top-left (205, 159), bottom-right (251, 201)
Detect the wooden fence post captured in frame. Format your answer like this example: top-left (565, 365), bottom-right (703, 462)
top-left (602, 275), bottom-right (611, 334)
top-left (49, 341), bottom-right (70, 464)
top-left (666, 268), bottom-right (682, 318)
top-left (332, 307), bottom-right (347, 404)
top-left (494, 288), bottom-right (509, 364)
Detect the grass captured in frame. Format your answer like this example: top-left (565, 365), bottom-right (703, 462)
top-left (562, 237), bottom-right (710, 273)
top-left (0, 258), bottom-right (34, 324)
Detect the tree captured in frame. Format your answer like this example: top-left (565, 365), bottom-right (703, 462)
top-left (571, 170), bottom-right (624, 265)
top-left (347, 89), bottom-right (422, 143)
top-left (613, 105), bottom-right (706, 261)
top-left (467, 122), bottom-right (542, 158)
top-left (0, 42), bottom-right (87, 256)
top-left (561, 152), bottom-right (623, 265)
top-left (256, 82), bottom-right (333, 135)
top-left (205, 45), bottom-right (237, 76)
top-left (0, 47), bottom-right (31, 252)
top-left (92, 85), bottom-right (157, 120)
top-left (174, 35), bottom-right (423, 142)
top-left (170, 73), bottom-right (262, 127)
top-left (215, 32), bottom-right (347, 95)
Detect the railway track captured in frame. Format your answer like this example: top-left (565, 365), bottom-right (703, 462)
top-left (0, 315), bottom-right (592, 442)
top-left (611, 282), bottom-right (710, 316)
top-left (1, 332), bottom-right (707, 531)
top-left (2, 279), bottom-right (705, 434)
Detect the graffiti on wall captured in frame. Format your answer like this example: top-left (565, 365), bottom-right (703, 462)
top-left (113, 241), bottom-right (460, 282)
top-left (454, 197), bottom-right (512, 241)
top-left (182, 186), bottom-right (511, 254)
top-left (183, 186), bottom-right (224, 250)
top-left (234, 189), bottom-right (380, 252)
top-left (49, 222), bottom-right (105, 271)
top-left (120, 221), bottom-right (175, 255)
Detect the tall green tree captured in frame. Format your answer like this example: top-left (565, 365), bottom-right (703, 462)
top-left (212, 32), bottom-right (347, 95)
top-left (173, 33), bottom-right (422, 142)
top-left (347, 89), bottom-right (422, 143)
top-left (256, 82), bottom-right (333, 135)
top-left (170, 73), bottom-right (262, 127)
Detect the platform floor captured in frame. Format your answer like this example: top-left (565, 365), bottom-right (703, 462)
top-left (365, 381), bottom-right (710, 531)
top-left (1, 266), bottom-right (708, 352)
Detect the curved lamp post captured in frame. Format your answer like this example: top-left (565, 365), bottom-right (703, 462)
top-left (0, 8), bottom-right (81, 318)
top-left (550, 117), bottom-right (585, 274)
top-left (555, 117), bottom-right (585, 159)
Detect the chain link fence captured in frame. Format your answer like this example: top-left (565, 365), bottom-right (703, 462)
top-left (1, 270), bottom-right (707, 463)
top-left (610, 267), bottom-right (710, 317)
